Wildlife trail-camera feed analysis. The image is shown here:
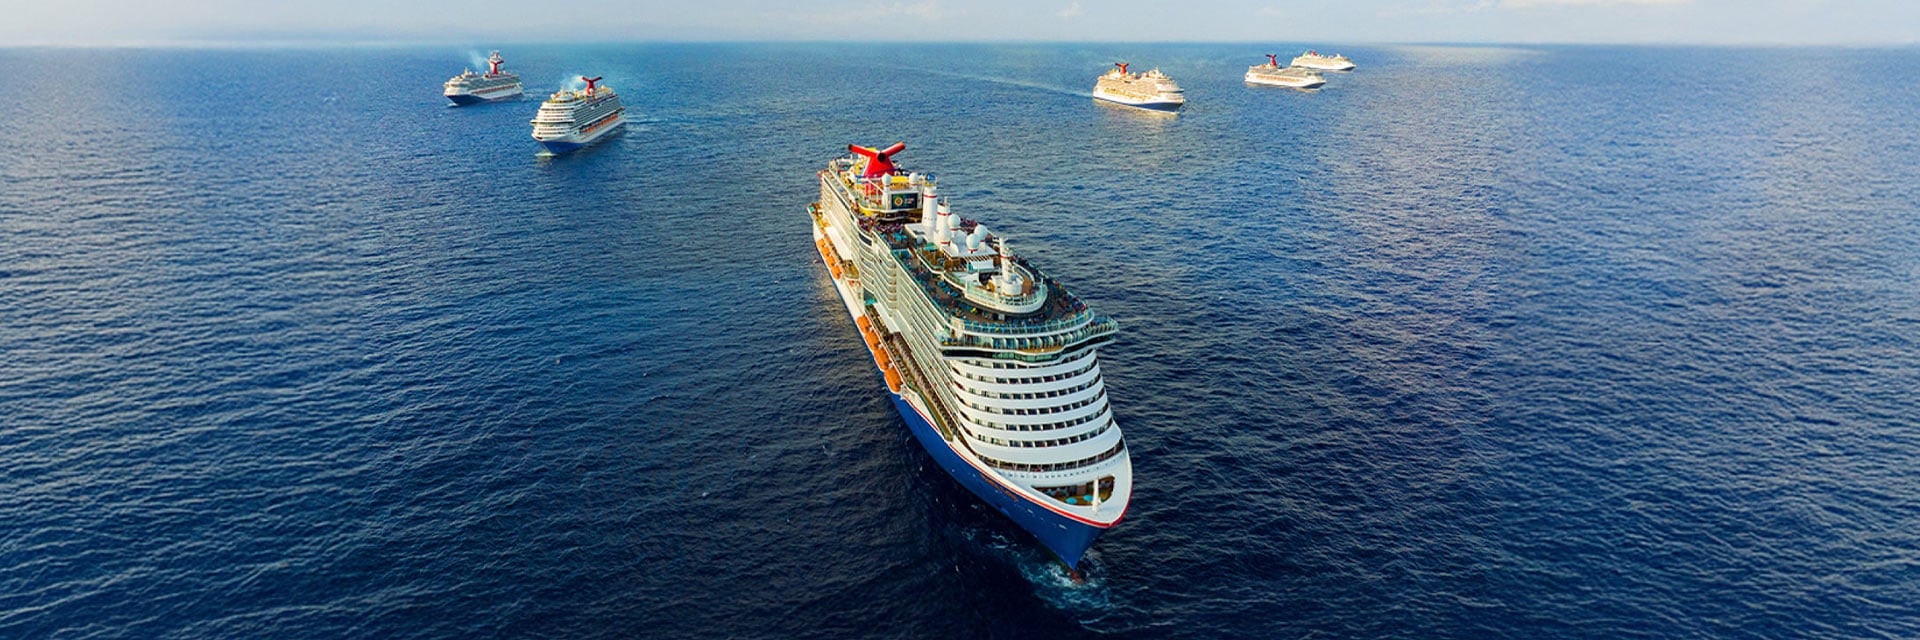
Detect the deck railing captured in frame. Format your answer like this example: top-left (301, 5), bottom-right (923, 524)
top-left (941, 316), bottom-right (1118, 351)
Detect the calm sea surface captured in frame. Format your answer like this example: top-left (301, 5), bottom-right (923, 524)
top-left (2, 43), bottom-right (1918, 638)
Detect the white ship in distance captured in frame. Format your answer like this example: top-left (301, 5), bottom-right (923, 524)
top-left (443, 51), bottom-right (523, 106)
top-left (1093, 63), bottom-right (1186, 112)
top-left (1292, 50), bottom-right (1356, 71)
top-left (529, 76), bottom-right (625, 155)
top-left (1246, 54), bottom-right (1327, 89)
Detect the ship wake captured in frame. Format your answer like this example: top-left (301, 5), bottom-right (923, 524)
top-left (883, 64), bottom-right (1092, 99)
top-left (965, 526), bottom-right (1114, 612)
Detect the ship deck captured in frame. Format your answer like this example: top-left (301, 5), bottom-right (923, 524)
top-left (870, 223), bottom-right (1092, 332)
top-left (821, 163), bottom-right (1107, 343)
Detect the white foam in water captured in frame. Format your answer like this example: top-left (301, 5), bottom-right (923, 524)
top-left (1021, 552), bottom-right (1113, 612)
top-left (965, 525), bottom-right (1115, 612)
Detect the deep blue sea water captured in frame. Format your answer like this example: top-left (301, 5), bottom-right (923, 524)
top-left (3, 43), bottom-right (1919, 638)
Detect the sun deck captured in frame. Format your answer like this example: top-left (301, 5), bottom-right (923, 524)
top-left (826, 158), bottom-right (934, 220)
top-left (820, 145), bottom-right (1119, 356)
top-left (868, 223), bottom-right (1089, 325)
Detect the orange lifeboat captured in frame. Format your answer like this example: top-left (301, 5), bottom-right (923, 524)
top-left (855, 316), bottom-right (872, 331)
top-left (874, 348), bottom-right (891, 367)
top-left (862, 329), bottom-right (879, 350)
top-left (819, 239), bottom-right (845, 278)
top-left (883, 367), bottom-right (903, 392)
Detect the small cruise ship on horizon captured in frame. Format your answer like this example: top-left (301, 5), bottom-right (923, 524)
top-left (1292, 50), bottom-right (1356, 71)
top-left (530, 76), bottom-right (625, 155)
top-left (808, 142), bottom-right (1132, 570)
top-left (1093, 63), bottom-right (1186, 112)
top-left (1246, 54), bottom-right (1327, 89)
top-left (443, 51), bottom-right (523, 106)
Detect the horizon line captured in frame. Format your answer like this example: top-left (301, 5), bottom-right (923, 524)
top-left (4, 38), bottom-right (1918, 50)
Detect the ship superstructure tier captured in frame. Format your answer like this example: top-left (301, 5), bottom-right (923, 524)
top-left (1245, 54), bottom-right (1327, 89)
top-left (530, 76), bottom-right (626, 155)
top-left (1092, 63), bottom-right (1186, 112)
top-left (1291, 50), bottom-right (1356, 71)
top-left (809, 143), bottom-right (1132, 568)
top-left (443, 51), bottom-right (524, 106)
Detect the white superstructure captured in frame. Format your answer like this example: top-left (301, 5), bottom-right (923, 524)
top-left (443, 51), bottom-right (524, 105)
top-left (1092, 63), bottom-right (1186, 112)
top-left (1291, 50), bottom-right (1356, 71)
top-left (1245, 54), bottom-right (1327, 89)
top-left (529, 76), bottom-right (626, 155)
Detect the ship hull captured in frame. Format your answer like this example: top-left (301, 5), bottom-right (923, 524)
top-left (1246, 76), bottom-right (1326, 89)
top-left (1092, 95), bottom-right (1184, 112)
top-left (812, 223), bottom-right (1111, 568)
top-left (534, 115), bottom-right (625, 155)
top-left (445, 86), bottom-right (524, 106)
top-left (889, 393), bottom-right (1107, 567)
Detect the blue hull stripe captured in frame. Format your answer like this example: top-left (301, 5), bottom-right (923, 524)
top-left (887, 393), bottom-right (1106, 567)
top-left (1095, 96), bottom-right (1184, 112)
top-left (446, 94), bottom-right (511, 106)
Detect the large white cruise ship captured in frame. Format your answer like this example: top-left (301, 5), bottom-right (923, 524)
top-left (1092, 63), bottom-right (1186, 112)
top-left (809, 142), bottom-right (1132, 569)
top-left (1245, 54), bottom-right (1327, 89)
top-left (1292, 50), bottom-right (1357, 71)
top-left (443, 51), bottom-right (523, 106)
top-left (529, 76), bottom-right (625, 155)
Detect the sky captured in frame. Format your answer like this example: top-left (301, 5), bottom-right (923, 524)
top-left (2, 0), bottom-right (1916, 46)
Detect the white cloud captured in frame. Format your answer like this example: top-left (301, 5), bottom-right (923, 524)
top-left (789, 1), bottom-right (950, 25)
top-left (1500, 0), bottom-right (1688, 6)
top-left (1375, 0), bottom-right (1685, 16)
top-left (1058, 1), bottom-right (1084, 17)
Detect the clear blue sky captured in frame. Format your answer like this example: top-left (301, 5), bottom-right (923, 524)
top-left (5, 0), bottom-right (1915, 46)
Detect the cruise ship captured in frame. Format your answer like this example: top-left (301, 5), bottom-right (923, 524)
top-left (1291, 50), bottom-right (1357, 71)
top-left (809, 143), bottom-right (1132, 569)
top-left (529, 76), bottom-right (625, 155)
top-left (1092, 63), bottom-right (1186, 112)
top-left (443, 51), bottom-right (524, 106)
top-left (1245, 54), bottom-right (1326, 89)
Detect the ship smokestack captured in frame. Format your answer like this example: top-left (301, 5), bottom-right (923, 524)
top-left (935, 202), bottom-right (953, 249)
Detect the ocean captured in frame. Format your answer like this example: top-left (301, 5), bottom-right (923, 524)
top-left (2, 43), bottom-right (1917, 638)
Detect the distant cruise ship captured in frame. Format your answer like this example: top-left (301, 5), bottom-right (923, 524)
top-left (1292, 50), bottom-right (1356, 71)
top-left (529, 77), bottom-right (625, 155)
top-left (1245, 54), bottom-right (1326, 89)
top-left (443, 51), bottom-right (524, 106)
top-left (809, 142), bottom-right (1132, 569)
top-left (1093, 63), bottom-right (1186, 112)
